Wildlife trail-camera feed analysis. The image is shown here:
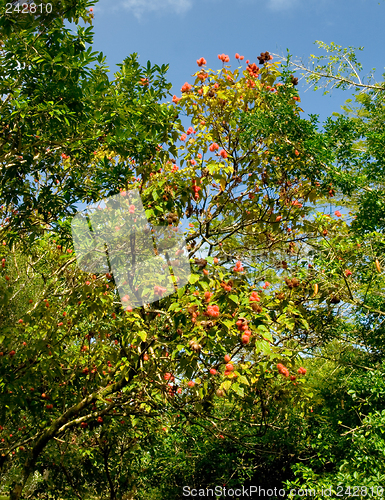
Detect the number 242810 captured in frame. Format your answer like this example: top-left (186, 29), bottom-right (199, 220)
top-left (5, 3), bottom-right (53, 14)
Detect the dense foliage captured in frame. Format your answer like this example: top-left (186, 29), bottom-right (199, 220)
top-left (1, 1), bottom-right (384, 500)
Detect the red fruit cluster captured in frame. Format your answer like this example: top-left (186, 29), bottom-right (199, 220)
top-left (197, 72), bottom-right (207, 81)
top-left (236, 319), bottom-right (247, 331)
top-left (167, 383), bottom-right (178, 397)
top-left (154, 285), bottom-right (167, 296)
top-left (204, 291), bottom-right (213, 302)
top-left (219, 149), bottom-right (228, 159)
top-left (236, 318), bottom-right (252, 344)
top-left (172, 95), bottom-right (181, 104)
top-left (181, 82), bottom-right (192, 93)
top-left (246, 62), bottom-right (259, 78)
top-left (233, 261), bottom-right (244, 272)
top-left (196, 57), bottom-right (206, 67)
top-left (207, 305), bottom-right (220, 317)
top-left (277, 363), bottom-right (289, 377)
top-left (297, 367), bottom-right (307, 375)
top-left (210, 368), bottom-right (217, 375)
top-left (187, 380), bottom-right (195, 387)
top-left (97, 416), bottom-right (103, 423)
top-left (218, 53), bottom-right (230, 62)
top-left (80, 422), bottom-right (88, 429)
top-left (164, 372), bottom-right (175, 382)
top-left (249, 291), bottom-right (260, 302)
top-left (189, 307), bottom-right (198, 323)
top-left (235, 53), bottom-right (244, 60)
top-left (61, 153), bottom-right (69, 160)
top-left (209, 143), bottom-right (219, 152)
top-left (224, 362), bottom-right (234, 377)
top-left (192, 179), bottom-right (201, 201)
top-left (220, 281), bottom-right (232, 292)
top-left (345, 269), bottom-right (352, 277)
top-left (257, 51), bottom-right (273, 65)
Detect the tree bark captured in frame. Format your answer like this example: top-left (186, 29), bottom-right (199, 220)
top-left (104, 447), bottom-right (116, 500)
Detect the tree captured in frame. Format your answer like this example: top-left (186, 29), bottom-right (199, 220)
top-left (0, 0), bottom-right (177, 249)
top-left (1, 41), bottom-right (324, 499)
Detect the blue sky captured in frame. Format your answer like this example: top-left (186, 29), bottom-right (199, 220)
top-left (86, 0), bottom-right (385, 126)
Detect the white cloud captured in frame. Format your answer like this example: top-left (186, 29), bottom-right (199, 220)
top-left (119, 0), bottom-right (193, 19)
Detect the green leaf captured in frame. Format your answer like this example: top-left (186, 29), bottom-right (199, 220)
top-left (237, 374), bottom-right (249, 386)
top-left (222, 319), bottom-right (234, 330)
top-left (231, 383), bottom-right (244, 397)
top-left (168, 302), bottom-right (182, 312)
top-left (137, 330), bottom-right (147, 342)
top-left (220, 379), bottom-right (232, 392)
top-left (188, 274), bottom-right (200, 284)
